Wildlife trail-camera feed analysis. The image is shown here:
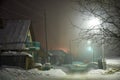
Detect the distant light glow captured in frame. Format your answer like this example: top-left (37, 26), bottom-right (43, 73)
top-left (87, 40), bottom-right (92, 44)
top-left (57, 48), bottom-right (68, 53)
top-left (88, 17), bottom-right (101, 27)
top-left (88, 46), bottom-right (92, 52)
top-left (87, 17), bottom-right (102, 33)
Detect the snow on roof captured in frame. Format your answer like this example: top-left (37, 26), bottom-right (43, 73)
top-left (1, 51), bottom-right (32, 57)
top-left (0, 20), bottom-right (30, 50)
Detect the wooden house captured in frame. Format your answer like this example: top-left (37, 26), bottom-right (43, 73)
top-left (0, 19), bottom-right (40, 69)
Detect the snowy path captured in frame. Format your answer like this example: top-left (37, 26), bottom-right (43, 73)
top-left (0, 58), bottom-right (120, 80)
top-left (1, 67), bottom-right (120, 80)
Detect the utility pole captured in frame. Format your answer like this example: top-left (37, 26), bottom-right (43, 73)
top-left (44, 9), bottom-right (48, 62)
top-left (102, 28), bottom-right (106, 69)
top-left (69, 40), bottom-right (71, 53)
top-left (69, 40), bottom-right (73, 64)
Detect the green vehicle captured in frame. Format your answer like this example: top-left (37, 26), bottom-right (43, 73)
top-left (69, 61), bottom-right (98, 72)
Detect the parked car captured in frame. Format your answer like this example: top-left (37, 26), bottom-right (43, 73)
top-left (34, 63), bottom-right (42, 70)
top-left (69, 61), bottom-right (98, 72)
top-left (42, 63), bottom-right (53, 70)
top-left (69, 62), bottom-right (88, 72)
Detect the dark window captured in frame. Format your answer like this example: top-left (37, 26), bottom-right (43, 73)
top-left (0, 18), bottom-right (4, 29)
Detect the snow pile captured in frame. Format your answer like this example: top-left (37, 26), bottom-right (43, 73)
top-left (46, 69), bottom-right (66, 77)
top-left (0, 68), bottom-right (28, 80)
top-left (106, 59), bottom-right (120, 64)
top-left (66, 69), bottom-right (120, 80)
top-left (106, 59), bottom-right (120, 68)
top-left (115, 72), bottom-right (120, 75)
top-left (0, 67), bottom-right (120, 80)
top-left (0, 68), bottom-right (67, 80)
top-left (28, 68), bottom-right (66, 77)
top-left (87, 69), bottom-right (105, 75)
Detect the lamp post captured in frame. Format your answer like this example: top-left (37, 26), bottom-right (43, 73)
top-left (101, 28), bottom-right (106, 69)
top-left (44, 9), bottom-right (48, 63)
top-left (87, 17), bottom-right (106, 69)
top-left (87, 40), bottom-right (94, 62)
top-left (87, 17), bottom-right (101, 63)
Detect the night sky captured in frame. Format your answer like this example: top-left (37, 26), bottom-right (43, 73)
top-left (1, 0), bottom-right (120, 57)
top-left (0, 0), bottom-right (79, 52)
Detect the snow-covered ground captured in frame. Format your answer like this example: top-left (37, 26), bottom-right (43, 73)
top-left (106, 58), bottom-right (120, 68)
top-left (0, 68), bottom-right (67, 80)
top-left (0, 58), bottom-right (120, 80)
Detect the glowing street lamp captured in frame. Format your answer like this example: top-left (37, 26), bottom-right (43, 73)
top-left (87, 40), bottom-right (92, 44)
top-left (88, 17), bottom-right (102, 27)
top-left (88, 46), bottom-right (92, 51)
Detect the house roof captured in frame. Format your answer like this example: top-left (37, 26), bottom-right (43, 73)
top-left (0, 19), bottom-right (31, 49)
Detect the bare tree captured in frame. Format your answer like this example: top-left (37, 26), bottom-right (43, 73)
top-left (71, 0), bottom-right (120, 55)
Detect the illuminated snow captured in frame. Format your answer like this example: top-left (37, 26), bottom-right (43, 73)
top-left (0, 58), bottom-right (120, 80)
